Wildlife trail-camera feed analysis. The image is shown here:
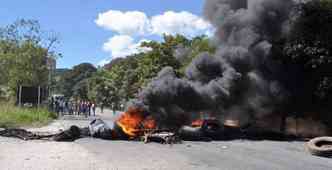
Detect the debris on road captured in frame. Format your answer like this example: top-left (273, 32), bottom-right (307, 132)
top-left (0, 128), bottom-right (56, 141)
top-left (306, 137), bottom-right (332, 158)
top-left (0, 117), bottom-right (304, 144)
top-left (143, 131), bottom-right (181, 144)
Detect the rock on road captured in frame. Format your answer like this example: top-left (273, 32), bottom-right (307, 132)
top-left (0, 109), bottom-right (332, 170)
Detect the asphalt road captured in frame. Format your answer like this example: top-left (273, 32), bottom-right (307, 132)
top-left (0, 109), bottom-right (332, 170)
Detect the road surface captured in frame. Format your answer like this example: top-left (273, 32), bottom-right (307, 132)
top-left (0, 109), bottom-right (332, 170)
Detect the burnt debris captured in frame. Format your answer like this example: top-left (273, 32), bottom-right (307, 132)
top-left (0, 118), bottom-right (300, 143)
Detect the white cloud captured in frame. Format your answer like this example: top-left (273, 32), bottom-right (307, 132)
top-left (95, 10), bottom-right (150, 36)
top-left (95, 10), bottom-right (213, 37)
top-left (151, 11), bottom-right (213, 37)
top-left (99, 35), bottom-right (151, 65)
top-left (102, 35), bottom-right (134, 57)
top-left (96, 10), bottom-right (214, 64)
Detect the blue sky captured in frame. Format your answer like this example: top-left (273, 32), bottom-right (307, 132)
top-left (0, 0), bottom-right (210, 68)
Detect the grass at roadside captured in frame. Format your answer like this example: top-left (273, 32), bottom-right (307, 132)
top-left (0, 103), bottom-right (57, 128)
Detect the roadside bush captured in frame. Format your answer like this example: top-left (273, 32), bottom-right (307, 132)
top-left (0, 103), bottom-right (56, 128)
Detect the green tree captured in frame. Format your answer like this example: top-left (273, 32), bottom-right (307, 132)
top-left (137, 34), bottom-right (190, 85)
top-left (0, 19), bottom-right (60, 98)
top-left (177, 35), bottom-right (216, 75)
top-left (273, 0), bottom-right (332, 112)
top-left (58, 63), bottom-right (97, 99)
top-left (89, 34), bottom-right (215, 108)
top-left (88, 69), bottom-right (123, 110)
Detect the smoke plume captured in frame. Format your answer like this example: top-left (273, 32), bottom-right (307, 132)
top-left (133, 0), bottom-right (296, 128)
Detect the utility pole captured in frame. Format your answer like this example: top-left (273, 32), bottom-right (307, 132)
top-left (18, 85), bottom-right (22, 107)
top-left (37, 86), bottom-right (41, 108)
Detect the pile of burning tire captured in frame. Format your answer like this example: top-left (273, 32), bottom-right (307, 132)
top-left (179, 119), bottom-right (225, 141)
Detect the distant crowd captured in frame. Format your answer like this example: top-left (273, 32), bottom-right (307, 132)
top-left (51, 97), bottom-right (98, 117)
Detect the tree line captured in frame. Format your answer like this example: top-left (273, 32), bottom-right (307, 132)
top-left (1, 0), bottom-right (331, 116)
top-left (58, 0), bottom-right (332, 114)
top-left (54, 34), bottom-right (216, 111)
top-left (274, 0), bottom-right (332, 114)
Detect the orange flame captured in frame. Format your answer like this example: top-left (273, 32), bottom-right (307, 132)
top-left (191, 119), bottom-right (204, 127)
top-left (116, 107), bottom-right (157, 137)
top-left (224, 119), bottom-right (240, 127)
top-left (142, 116), bottom-right (157, 129)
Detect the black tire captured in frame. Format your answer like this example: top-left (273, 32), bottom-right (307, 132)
top-left (305, 137), bottom-right (332, 157)
top-left (178, 126), bottom-right (211, 141)
top-left (112, 123), bottom-right (129, 140)
top-left (52, 125), bottom-right (81, 142)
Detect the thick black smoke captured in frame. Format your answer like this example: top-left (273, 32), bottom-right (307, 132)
top-left (134, 0), bottom-right (296, 128)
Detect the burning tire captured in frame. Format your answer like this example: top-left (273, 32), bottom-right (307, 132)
top-left (52, 125), bottom-right (81, 142)
top-left (178, 126), bottom-right (212, 141)
top-left (89, 119), bottom-right (113, 139)
top-left (306, 137), bottom-right (332, 157)
top-left (113, 122), bottom-right (130, 140)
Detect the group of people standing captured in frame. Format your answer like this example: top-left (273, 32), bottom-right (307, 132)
top-left (74, 101), bottom-right (96, 116)
top-left (52, 97), bottom-right (97, 117)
